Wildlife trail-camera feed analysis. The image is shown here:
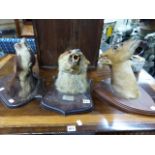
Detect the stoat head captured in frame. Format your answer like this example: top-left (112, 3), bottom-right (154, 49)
top-left (58, 49), bottom-right (90, 74)
top-left (14, 38), bottom-right (35, 71)
top-left (14, 38), bottom-right (29, 55)
top-left (99, 39), bottom-right (141, 65)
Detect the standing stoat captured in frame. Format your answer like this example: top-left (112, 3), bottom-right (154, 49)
top-left (55, 49), bottom-right (90, 94)
top-left (7, 38), bottom-right (37, 99)
top-left (99, 40), bottom-right (141, 99)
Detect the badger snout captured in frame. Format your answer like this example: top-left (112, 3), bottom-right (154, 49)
top-left (72, 54), bottom-right (80, 62)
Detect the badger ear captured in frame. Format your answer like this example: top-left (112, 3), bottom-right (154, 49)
top-left (59, 50), bottom-right (70, 59)
top-left (83, 56), bottom-right (90, 65)
top-left (86, 59), bottom-right (90, 65)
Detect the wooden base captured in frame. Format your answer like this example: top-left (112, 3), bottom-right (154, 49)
top-left (41, 81), bottom-right (93, 115)
top-left (0, 74), bottom-right (42, 108)
top-left (94, 80), bottom-right (155, 116)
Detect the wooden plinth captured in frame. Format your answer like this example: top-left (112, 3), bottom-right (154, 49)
top-left (0, 74), bottom-right (42, 108)
top-left (94, 81), bottom-right (155, 116)
top-left (41, 81), bottom-right (93, 115)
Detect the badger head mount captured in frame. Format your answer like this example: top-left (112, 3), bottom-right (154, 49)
top-left (55, 49), bottom-right (90, 94)
top-left (41, 49), bottom-right (93, 115)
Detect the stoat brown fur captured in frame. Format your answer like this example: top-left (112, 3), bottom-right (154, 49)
top-left (7, 38), bottom-right (36, 99)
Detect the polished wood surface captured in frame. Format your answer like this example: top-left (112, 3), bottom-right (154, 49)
top-left (0, 55), bottom-right (155, 134)
top-left (33, 19), bottom-right (103, 68)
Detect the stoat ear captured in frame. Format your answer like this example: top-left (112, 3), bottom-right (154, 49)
top-left (20, 38), bottom-right (26, 44)
top-left (14, 42), bottom-right (22, 49)
top-left (14, 38), bottom-right (27, 50)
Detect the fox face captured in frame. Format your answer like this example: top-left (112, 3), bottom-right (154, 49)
top-left (99, 40), bottom-right (141, 65)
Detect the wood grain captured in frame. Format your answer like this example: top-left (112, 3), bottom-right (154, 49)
top-left (33, 19), bottom-right (103, 68)
top-left (0, 55), bottom-right (155, 134)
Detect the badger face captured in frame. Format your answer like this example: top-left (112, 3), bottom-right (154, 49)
top-left (58, 49), bottom-right (90, 74)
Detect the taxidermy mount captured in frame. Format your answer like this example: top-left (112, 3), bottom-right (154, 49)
top-left (55, 49), bottom-right (90, 94)
top-left (99, 40), bottom-right (141, 99)
top-left (7, 38), bottom-right (37, 99)
top-left (41, 49), bottom-right (93, 115)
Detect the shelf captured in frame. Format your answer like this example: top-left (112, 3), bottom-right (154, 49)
top-left (0, 55), bottom-right (155, 134)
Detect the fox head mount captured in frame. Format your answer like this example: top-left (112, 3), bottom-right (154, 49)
top-left (100, 40), bottom-right (141, 99)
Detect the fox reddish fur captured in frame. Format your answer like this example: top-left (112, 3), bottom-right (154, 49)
top-left (100, 40), bottom-right (141, 99)
top-left (55, 49), bottom-right (90, 94)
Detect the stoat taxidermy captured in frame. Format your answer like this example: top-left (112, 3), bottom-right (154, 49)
top-left (8, 38), bottom-right (37, 99)
top-left (100, 40), bottom-right (141, 99)
top-left (55, 49), bottom-right (90, 94)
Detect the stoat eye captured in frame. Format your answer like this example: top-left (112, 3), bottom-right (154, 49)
top-left (15, 43), bottom-right (22, 49)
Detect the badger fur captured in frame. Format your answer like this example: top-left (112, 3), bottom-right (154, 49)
top-left (55, 49), bottom-right (90, 94)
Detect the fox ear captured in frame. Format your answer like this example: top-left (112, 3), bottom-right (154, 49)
top-left (59, 50), bottom-right (70, 60)
top-left (100, 48), bottom-right (114, 58)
